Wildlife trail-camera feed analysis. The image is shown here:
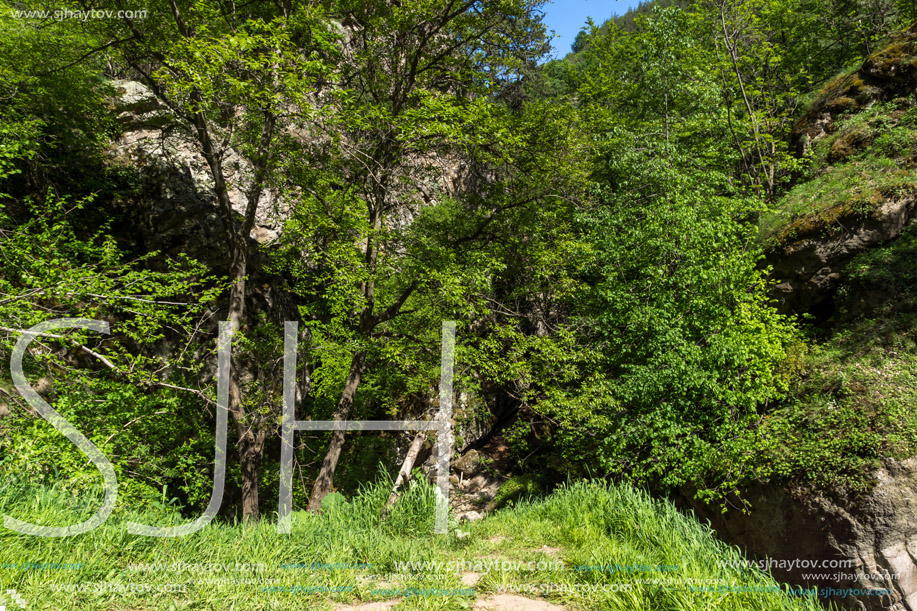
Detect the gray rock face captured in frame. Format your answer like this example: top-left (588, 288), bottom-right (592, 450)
top-left (682, 457), bottom-right (917, 610)
top-left (766, 199), bottom-right (915, 315)
top-left (100, 80), bottom-right (303, 397)
top-left (109, 80), bottom-right (283, 267)
top-left (106, 79), bottom-right (464, 284)
top-left (104, 80), bottom-right (300, 332)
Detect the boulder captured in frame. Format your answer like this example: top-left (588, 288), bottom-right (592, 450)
top-left (766, 199), bottom-right (915, 315)
top-left (454, 449), bottom-right (484, 478)
top-left (683, 456), bottom-right (917, 610)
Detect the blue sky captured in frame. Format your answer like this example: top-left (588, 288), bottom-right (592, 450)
top-left (541, 0), bottom-right (646, 58)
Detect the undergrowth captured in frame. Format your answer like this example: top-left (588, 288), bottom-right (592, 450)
top-left (0, 477), bottom-right (831, 610)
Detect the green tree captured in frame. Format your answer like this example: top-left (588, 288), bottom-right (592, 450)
top-left (90, 0), bottom-right (337, 520)
top-left (263, 0), bottom-right (587, 511)
top-left (0, 1), bottom-right (228, 510)
top-left (0, 190), bottom-right (222, 508)
top-left (534, 4), bottom-right (800, 502)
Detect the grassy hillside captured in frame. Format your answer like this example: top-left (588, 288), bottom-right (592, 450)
top-left (0, 478), bottom-right (830, 610)
top-left (762, 22), bottom-right (917, 246)
top-left (752, 25), bottom-right (917, 495)
top-left (760, 97), bottom-right (917, 245)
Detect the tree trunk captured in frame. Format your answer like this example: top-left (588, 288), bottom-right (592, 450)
top-left (122, 24), bottom-right (276, 523)
top-left (308, 199), bottom-right (382, 512)
top-left (386, 431), bottom-right (427, 508)
top-left (238, 426), bottom-right (266, 522)
top-left (224, 243), bottom-right (264, 521)
top-left (307, 350), bottom-right (367, 512)
top-left (192, 108), bottom-right (273, 523)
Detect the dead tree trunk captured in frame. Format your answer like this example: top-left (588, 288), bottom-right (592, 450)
top-left (386, 431), bottom-right (427, 507)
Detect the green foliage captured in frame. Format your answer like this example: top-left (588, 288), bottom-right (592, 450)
top-left (4, 0), bottom-right (915, 524)
top-left (319, 491), bottom-right (347, 512)
top-left (529, 5), bottom-right (803, 502)
top-left (267, 0), bottom-right (586, 480)
top-left (0, 192), bottom-right (223, 510)
top-left (558, 156), bottom-right (797, 501)
top-left (901, 0), bottom-right (917, 22)
top-left (0, 1), bottom-right (123, 197)
top-left (754, 220), bottom-right (917, 492)
top-left (562, 0), bottom-right (896, 200)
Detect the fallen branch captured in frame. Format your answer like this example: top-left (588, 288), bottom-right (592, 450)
top-left (386, 430), bottom-right (428, 508)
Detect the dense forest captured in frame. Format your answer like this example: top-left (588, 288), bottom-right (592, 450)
top-left (2, 0), bottom-right (917, 609)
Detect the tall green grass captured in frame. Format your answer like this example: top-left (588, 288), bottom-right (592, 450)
top-left (0, 477), bottom-right (832, 610)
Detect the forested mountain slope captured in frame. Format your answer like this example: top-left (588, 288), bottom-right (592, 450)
top-left (1, 1), bottom-right (917, 609)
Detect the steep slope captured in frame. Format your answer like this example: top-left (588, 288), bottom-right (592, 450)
top-left (693, 23), bottom-right (917, 611)
top-left (763, 21), bottom-right (917, 317)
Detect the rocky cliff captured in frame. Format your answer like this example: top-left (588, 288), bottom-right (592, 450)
top-left (684, 456), bottom-right (917, 610)
top-left (765, 21), bottom-right (917, 317)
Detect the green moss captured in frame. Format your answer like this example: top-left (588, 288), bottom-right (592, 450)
top-left (819, 72), bottom-right (866, 105)
top-left (762, 95), bottom-right (917, 247)
top-left (826, 95), bottom-right (859, 113)
top-left (866, 41), bottom-right (917, 76)
top-left (827, 125), bottom-right (874, 161)
top-left (757, 71), bottom-right (917, 489)
top-left (493, 473), bottom-right (544, 510)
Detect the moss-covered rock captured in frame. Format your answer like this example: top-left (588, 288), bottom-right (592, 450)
top-left (493, 473), bottom-right (543, 510)
top-left (793, 22), bottom-right (917, 152)
top-left (827, 125), bottom-right (875, 162)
